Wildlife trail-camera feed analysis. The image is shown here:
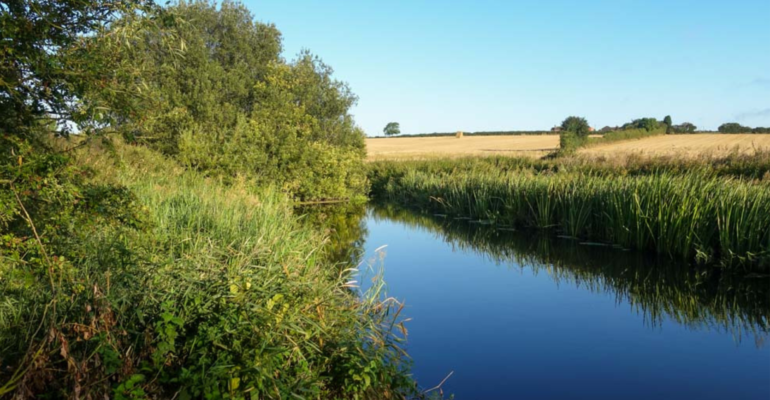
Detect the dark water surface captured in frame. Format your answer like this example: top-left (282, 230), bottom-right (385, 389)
top-left (305, 204), bottom-right (770, 399)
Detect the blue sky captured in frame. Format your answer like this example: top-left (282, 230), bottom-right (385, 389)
top-left (245, 0), bottom-right (770, 135)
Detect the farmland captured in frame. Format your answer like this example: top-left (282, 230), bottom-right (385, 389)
top-left (581, 134), bottom-right (770, 157)
top-left (366, 133), bottom-right (770, 160)
top-left (366, 135), bottom-right (560, 160)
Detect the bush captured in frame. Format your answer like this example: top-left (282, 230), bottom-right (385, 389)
top-left (560, 116), bottom-right (591, 137)
top-left (623, 118), bottom-right (660, 132)
top-left (718, 122), bottom-right (751, 134)
top-left (559, 131), bottom-right (587, 154)
top-left (672, 122), bottom-right (698, 133)
top-left (96, 1), bottom-right (367, 200)
top-left (1, 140), bottom-right (414, 398)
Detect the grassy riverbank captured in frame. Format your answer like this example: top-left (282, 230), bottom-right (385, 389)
top-left (368, 155), bottom-right (770, 270)
top-left (1, 140), bottom-right (414, 398)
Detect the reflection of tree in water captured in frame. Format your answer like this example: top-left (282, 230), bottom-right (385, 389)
top-left (296, 203), bottom-right (368, 268)
top-left (370, 202), bottom-right (770, 346)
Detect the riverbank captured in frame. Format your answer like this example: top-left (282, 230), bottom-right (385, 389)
top-left (367, 155), bottom-right (770, 270)
top-left (1, 140), bottom-right (415, 398)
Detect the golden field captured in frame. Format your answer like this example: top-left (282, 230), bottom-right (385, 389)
top-left (366, 135), bottom-right (560, 160)
top-left (579, 134), bottom-right (770, 157)
top-left (366, 134), bottom-right (770, 160)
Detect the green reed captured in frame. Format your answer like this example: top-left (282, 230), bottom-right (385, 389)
top-left (368, 157), bottom-right (770, 270)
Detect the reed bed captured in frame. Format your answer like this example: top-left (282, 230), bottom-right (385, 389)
top-left (368, 157), bottom-right (770, 270)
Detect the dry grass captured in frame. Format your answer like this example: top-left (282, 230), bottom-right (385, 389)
top-left (580, 134), bottom-right (770, 157)
top-left (366, 135), bottom-right (559, 160)
top-left (366, 134), bottom-right (770, 160)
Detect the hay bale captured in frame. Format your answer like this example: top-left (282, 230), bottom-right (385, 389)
top-left (456, 131), bottom-right (464, 138)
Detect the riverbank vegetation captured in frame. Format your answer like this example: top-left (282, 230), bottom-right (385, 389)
top-left (1, 0), bottom-right (414, 397)
top-left (368, 155), bottom-right (770, 270)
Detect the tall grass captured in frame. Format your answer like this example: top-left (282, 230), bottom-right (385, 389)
top-left (368, 158), bottom-right (770, 270)
top-left (1, 141), bottom-right (415, 398)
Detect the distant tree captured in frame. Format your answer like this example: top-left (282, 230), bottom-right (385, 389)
top-left (383, 122), bottom-right (401, 136)
top-left (718, 122), bottom-right (750, 134)
top-left (663, 115), bottom-right (673, 133)
top-left (560, 116), bottom-right (590, 137)
top-left (672, 122), bottom-right (697, 133)
top-left (752, 127), bottom-right (770, 133)
top-left (626, 118), bottom-right (660, 132)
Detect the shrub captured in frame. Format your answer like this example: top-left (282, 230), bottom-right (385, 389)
top-left (95, 1), bottom-right (367, 200)
top-left (718, 122), bottom-right (751, 134)
top-left (560, 116), bottom-right (591, 137)
top-left (559, 130), bottom-right (586, 154)
top-left (623, 118), bottom-right (660, 132)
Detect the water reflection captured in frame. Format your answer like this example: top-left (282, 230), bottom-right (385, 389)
top-left (301, 202), bottom-right (769, 345)
top-left (296, 202), bottom-right (368, 267)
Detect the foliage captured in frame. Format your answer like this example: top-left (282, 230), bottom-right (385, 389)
top-left (663, 115), bottom-right (672, 133)
top-left (719, 122), bottom-right (752, 134)
top-left (672, 122), bottom-right (697, 133)
top-left (1, 139), bottom-right (416, 398)
top-left (560, 116), bottom-right (591, 137)
top-left (0, 0), bottom-right (152, 138)
top-left (1, 0), bottom-right (415, 397)
top-left (97, 0), bottom-right (367, 200)
top-left (558, 130), bottom-right (586, 154)
top-left (384, 122), bottom-right (401, 136)
top-left (367, 156), bottom-right (770, 270)
top-left (623, 118), bottom-right (660, 132)
top-left (585, 126), bottom-right (666, 147)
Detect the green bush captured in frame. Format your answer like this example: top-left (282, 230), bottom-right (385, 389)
top-left (560, 116), bottom-right (591, 137)
top-left (559, 130), bottom-right (587, 154)
top-left (719, 122), bottom-right (752, 134)
top-left (97, 1), bottom-right (367, 200)
top-left (1, 140), bottom-right (414, 398)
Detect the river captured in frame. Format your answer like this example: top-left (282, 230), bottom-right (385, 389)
top-left (303, 203), bottom-right (770, 399)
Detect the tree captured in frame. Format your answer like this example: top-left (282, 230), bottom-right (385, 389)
top-left (383, 122), bottom-right (401, 136)
top-left (98, 1), bottom-right (367, 200)
top-left (663, 115), bottom-right (673, 134)
top-left (625, 118), bottom-right (660, 132)
top-left (0, 0), bottom-right (151, 139)
top-left (718, 122), bottom-right (750, 134)
top-left (560, 116), bottom-right (590, 137)
top-left (672, 122), bottom-right (697, 133)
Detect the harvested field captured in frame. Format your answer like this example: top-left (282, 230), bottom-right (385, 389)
top-left (580, 134), bottom-right (770, 157)
top-left (366, 135), bottom-right (559, 160)
top-left (366, 134), bottom-right (770, 160)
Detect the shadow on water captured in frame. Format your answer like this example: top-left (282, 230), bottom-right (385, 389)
top-left (299, 201), bottom-right (769, 346)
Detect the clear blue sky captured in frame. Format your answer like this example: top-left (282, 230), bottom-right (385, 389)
top-left (244, 0), bottom-right (770, 135)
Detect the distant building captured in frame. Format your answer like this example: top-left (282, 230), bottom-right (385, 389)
top-left (551, 126), bottom-right (562, 132)
top-left (588, 127), bottom-right (595, 132)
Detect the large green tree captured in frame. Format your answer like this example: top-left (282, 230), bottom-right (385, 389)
top-left (101, 0), bottom-right (366, 199)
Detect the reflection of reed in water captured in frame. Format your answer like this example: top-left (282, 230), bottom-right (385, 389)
top-left (368, 203), bottom-right (770, 346)
top-left (296, 202), bottom-right (369, 268)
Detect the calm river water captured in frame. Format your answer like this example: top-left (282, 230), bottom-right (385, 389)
top-left (306, 204), bottom-right (770, 399)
